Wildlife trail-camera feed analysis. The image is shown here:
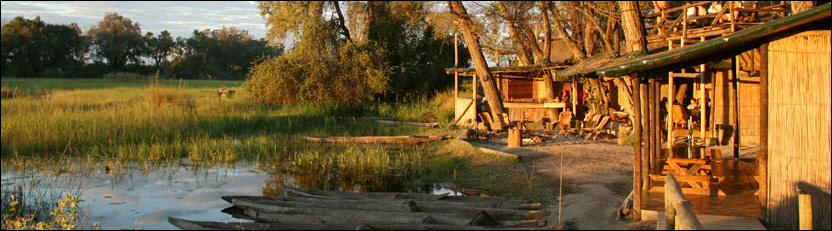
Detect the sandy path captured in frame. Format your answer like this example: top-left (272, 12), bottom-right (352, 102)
top-left (469, 137), bottom-right (655, 229)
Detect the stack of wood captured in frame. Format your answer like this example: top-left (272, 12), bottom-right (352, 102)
top-left (169, 187), bottom-right (551, 230)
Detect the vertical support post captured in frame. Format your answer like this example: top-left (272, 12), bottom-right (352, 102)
top-left (700, 37), bottom-right (706, 146)
top-left (473, 73), bottom-right (478, 127)
top-left (650, 77), bottom-right (659, 173)
top-left (667, 40), bottom-right (674, 156)
top-left (730, 1), bottom-right (736, 33)
top-left (572, 77), bottom-right (578, 115)
top-left (454, 33), bottom-right (459, 100)
top-left (799, 191), bottom-right (813, 230)
top-left (642, 79), bottom-right (651, 190)
top-left (758, 43), bottom-right (768, 213)
top-left (633, 75), bottom-right (643, 221)
top-left (732, 56), bottom-right (740, 159)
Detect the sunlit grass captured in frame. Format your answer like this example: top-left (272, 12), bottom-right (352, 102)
top-left (1, 78), bottom-right (558, 205)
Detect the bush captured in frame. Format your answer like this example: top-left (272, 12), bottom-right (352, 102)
top-left (103, 72), bottom-right (149, 82)
top-left (245, 41), bottom-right (391, 105)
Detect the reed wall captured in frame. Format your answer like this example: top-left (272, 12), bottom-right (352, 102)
top-left (766, 30), bottom-right (831, 230)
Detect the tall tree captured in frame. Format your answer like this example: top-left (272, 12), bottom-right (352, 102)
top-left (448, 1), bottom-right (506, 130)
top-left (1, 16), bottom-right (86, 77)
top-left (619, 1), bottom-right (647, 54)
top-left (143, 30), bottom-right (175, 73)
top-left (88, 13), bottom-right (143, 72)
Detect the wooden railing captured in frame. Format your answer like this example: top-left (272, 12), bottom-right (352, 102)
top-left (665, 174), bottom-right (704, 230)
top-left (798, 182), bottom-right (832, 230)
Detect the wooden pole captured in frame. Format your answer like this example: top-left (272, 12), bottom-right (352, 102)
top-left (572, 77), bottom-right (578, 116)
top-left (668, 39), bottom-right (675, 156)
top-left (700, 37), bottom-right (706, 146)
top-left (632, 75), bottom-right (643, 221)
top-left (732, 56), bottom-right (740, 159)
top-left (473, 73), bottom-right (478, 128)
top-left (650, 77), bottom-right (658, 173)
top-left (798, 191), bottom-right (813, 230)
top-left (757, 43), bottom-right (768, 213)
top-left (454, 33), bottom-right (459, 104)
top-left (665, 175), bottom-right (704, 230)
top-left (642, 80), bottom-right (651, 190)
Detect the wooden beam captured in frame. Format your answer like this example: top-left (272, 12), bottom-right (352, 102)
top-left (633, 75), bottom-right (643, 221)
top-left (473, 73), bottom-right (478, 127)
top-left (732, 56), bottom-right (739, 159)
top-left (642, 79), bottom-right (651, 190)
top-left (665, 175), bottom-right (704, 230)
top-left (757, 43), bottom-right (768, 213)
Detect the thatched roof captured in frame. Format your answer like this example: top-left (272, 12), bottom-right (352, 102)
top-left (595, 3), bottom-right (831, 78)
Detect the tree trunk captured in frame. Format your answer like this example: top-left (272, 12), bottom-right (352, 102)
top-left (583, 21), bottom-right (596, 57)
top-left (497, 2), bottom-right (534, 66)
top-left (619, 1), bottom-right (647, 53)
top-left (614, 77), bottom-right (636, 122)
top-left (588, 78), bottom-right (609, 115)
top-left (539, 1), bottom-right (552, 61)
top-left (549, 3), bottom-right (586, 61)
top-left (449, 1), bottom-right (506, 130)
top-left (367, 1), bottom-right (378, 41)
top-left (332, 1), bottom-right (352, 41)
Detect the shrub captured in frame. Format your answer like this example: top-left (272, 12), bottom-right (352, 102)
top-left (102, 72), bottom-right (148, 82)
top-left (245, 41), bottom-right (391, 105)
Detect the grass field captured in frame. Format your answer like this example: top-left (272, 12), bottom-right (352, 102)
top-left (1, 78), bottom-right (558, 227)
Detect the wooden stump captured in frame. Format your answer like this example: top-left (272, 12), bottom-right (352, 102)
top-left (508, 126), bottom-right (522, 147)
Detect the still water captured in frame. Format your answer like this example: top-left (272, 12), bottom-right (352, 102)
top-left (1, 162), bottom-right (454, 230)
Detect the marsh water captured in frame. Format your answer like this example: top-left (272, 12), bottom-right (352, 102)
top-left (1, 161), bottom-right (457, 230)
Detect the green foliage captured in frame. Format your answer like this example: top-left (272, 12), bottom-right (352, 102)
top-left (87, 13), bottom-right (143, 72)
top-left (1, 16), bottom-right (87, 77)
top-left (246, 40), bottom-right (390, 105)
top-left (2, 192), bottom-right (97, 230)
top-left (168, 27), bottom-right (283, 80)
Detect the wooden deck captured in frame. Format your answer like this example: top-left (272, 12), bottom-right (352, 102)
top-left (644, 210), bottom-right (766, 230)
top-left (643, 158), bottom-right (764, 229)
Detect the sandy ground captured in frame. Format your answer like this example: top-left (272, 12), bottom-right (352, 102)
top-left (468, 135), bottom-right (652, 230)
top-left (466, 132), bottom-right (762, 230)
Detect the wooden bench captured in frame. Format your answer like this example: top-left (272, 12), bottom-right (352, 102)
top-left (649, 157), bottom-right (725, 196)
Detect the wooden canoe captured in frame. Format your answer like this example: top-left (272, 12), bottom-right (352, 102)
top-left (281, 187), bottom-right (537, 206)
top-left (224, 196), bottom-right (549, 220)
top-left (225, 194), bottom-right (541, 210)
top-left (169, 216), bottom-right (547, 230)
top-left (300, 135), bottom-right (450, 144)
top-left (239, 205), bottom-right (547, 228)
top-left (279, 187), bottom-right (450, 200)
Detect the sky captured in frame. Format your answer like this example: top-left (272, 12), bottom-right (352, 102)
top-left (1, 1), bottom-right (269, 40)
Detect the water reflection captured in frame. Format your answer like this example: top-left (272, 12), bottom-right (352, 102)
top-left (1, 157), bottom-right (449, 230)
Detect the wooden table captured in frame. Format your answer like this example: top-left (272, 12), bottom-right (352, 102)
top-left (650, 156), bottom-right (726, 196)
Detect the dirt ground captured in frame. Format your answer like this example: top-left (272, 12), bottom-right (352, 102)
top-left (468, 135), bottom-right (656, 230)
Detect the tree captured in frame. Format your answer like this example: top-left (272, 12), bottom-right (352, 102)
top-left (448, 1), bottom-right (506, 130)
top-left (88, 12), bottom-right (144, 72)
top-left (143, 30), bottom-right (175, 73)
top-left (170, 27), bottom-right (281, 80)
top-left (1, 16), bottom-right (87, 77)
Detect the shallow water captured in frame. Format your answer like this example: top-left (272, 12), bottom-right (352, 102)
top-left (1, 162), bottom-right (454, 230)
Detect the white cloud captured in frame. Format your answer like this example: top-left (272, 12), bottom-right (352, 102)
top-left (0, 1), bottom-right (268, 39)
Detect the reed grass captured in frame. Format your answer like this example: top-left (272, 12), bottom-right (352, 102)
top-left (1, 78), bottom-right (558, 204)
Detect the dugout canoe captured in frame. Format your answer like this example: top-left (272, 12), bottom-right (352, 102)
top-left (239, 205), bottom-right (547, 228)
top-left (301, 135), bottom-right (450, 144)
top-left (224, 194), bottom-right (541, 210)
top-left (232, 200), bottom-right (547, 226)
top-left (279, 187), bottom-right (450, 200)
top-left (281, 187), bottom-right (536, 205)
top-left (224, 196), bottom-right (549, 220)
top-left (168, 216), bottom-right (547, 230)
